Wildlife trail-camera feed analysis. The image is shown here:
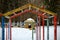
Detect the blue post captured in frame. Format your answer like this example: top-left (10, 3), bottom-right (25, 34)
top-left (47, 18), bottom-right (49, 40)
top-left (2, 16), bottom-right (5, 40)
top-left (8, 22), bottom-right (10, 40)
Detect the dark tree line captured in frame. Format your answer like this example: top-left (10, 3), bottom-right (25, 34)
top-left (0, 0), bottom-right (28, 13)
top-left (0, 0), bottom-right (60, 25)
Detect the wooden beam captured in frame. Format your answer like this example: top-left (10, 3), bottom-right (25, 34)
top-left (3, 4), bottom-right (30, 16)
top-left (31, 4), bottom-right (57, 16)
top-left (3, 3), bottom-right (57, 16)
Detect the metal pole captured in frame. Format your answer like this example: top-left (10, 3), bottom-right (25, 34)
top-left (54, 16), bottom-right (57, 40)
top-left (6, 24), bottom-right (8, 40)
top-left (32, 23), bottom-right (34, 40)
top-left (2, 16), bottom-right (5, 40)
top-left (9, 19), bottom-right (12, 40)
top-left (36, 25), bottom-right (38, 40)
top-left (36, 17), bottom-right (38, 40)
top-left (38, 16), bottom-right (41, 40)
top-left (47, 18), bottom-right (49, 40)
top-left (42, 16), bottom-right (44, 40)
top-left (8, 22), bottom-right (10, 40)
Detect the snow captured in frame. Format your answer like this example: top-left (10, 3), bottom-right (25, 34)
top-left (0, 26), bottom-right (60, 40)
top-left (12, 28), bottom-right (35, 40)
top-left (0, 28), bottom-right (2, 40)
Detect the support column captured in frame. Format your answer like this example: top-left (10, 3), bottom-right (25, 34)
top-left (6, 24), bottom-right (8, 40)
top-left (8, 21), bottom-right (10, 40)
top-left (42, 16), bottom-right (44, 40)
top-left (36, 17), bottom-right (38, 40)
top-left (54, 16), bottom-right (57, 40)
top-left (2, 16), bottom-right (5, 40)
top-left (36, 24), bottom-right (38, 40)
top-left (9, 19), bottom-right (12, 40)
top-left (47, 18), bottom-right (49, 40)
top-left (32, 23), bottom-right (34, 40)
top-left (38, 16), bottom-right (41, 40)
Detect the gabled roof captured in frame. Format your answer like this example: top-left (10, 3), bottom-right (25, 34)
top-left (3, 4), bottom-right (57, 16)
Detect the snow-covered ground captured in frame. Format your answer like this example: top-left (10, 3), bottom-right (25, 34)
top-left (0, 26), bottom-right (60, 40)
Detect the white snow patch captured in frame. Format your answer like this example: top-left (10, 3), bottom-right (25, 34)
top-left (0, 26), bottom-right (60, 40)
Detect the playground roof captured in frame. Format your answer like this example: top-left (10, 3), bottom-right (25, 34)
top-left (3, 4), bottom-right (57, 16)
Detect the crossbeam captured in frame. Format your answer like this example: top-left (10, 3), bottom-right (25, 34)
top-left (3, 4), bottom-right (30, 16)
top-left (10, 9), bottom-right (47, 19)
top-left (30, 4), bottom-right (57, 16)
top-left (3, 4), bottom-right (57, 16)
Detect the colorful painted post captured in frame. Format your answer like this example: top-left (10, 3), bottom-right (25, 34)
top-left (36, 17), bottom-right (38, 40)
top-left (6, 24), bottom-right (8, 40)
top-left (38, 16), bottom-right (41, 40)
top-left (36, 25), bottom-right (38, 40)
top-left (8, 22), bottom-right (10, 40)
top-left (9, 19), bottom-right (12, 40)
top-left (32, 23), bottom-right (34, 40)
top-left (8, 19), bottom-right (12, 40)
top-left (47, 18), bottom-right (49, 40)
top-left (2, 16), bottom-right (5, 40)
top-left (42, 16), bottom-right (44, 40)
top-left (54, 16), bottom-right (57, 40)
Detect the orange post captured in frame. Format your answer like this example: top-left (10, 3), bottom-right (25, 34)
top-left (54, 15), bottom-right (57, 40)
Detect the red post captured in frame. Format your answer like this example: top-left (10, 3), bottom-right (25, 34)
top-left (54, 15), bottom-right (57, 40)
top-left (38, 15), bottom-right (41, 40)
top-left (42, 16), bottom-right (44, 40)
top-left (40, 6), bottom-right (45, 40)
top-left (9, 19), bottom-right (12, 40)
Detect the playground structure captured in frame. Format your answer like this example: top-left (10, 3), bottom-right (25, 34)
top-left (0, 4), bottom-right (57, 40)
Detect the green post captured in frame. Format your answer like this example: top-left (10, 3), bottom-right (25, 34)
top-left (47, 18), bottom-right (49, 40)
